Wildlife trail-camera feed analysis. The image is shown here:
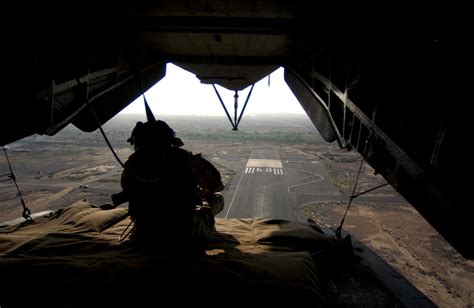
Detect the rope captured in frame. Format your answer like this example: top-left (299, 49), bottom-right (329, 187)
top-left (335, 131), bottom-right (372, 239)
top-left (76, 73), bottom-right (165, 184)
top-left (2, 146), bottom-right (32, 223)
top-left (350, 182), bottom-right (391, 199)
top-left (84, 99), bottom-right (161, 184)
top-left (84, 99), bottom-right (126, 168)
top-left (333, 130), bottom-right (405, 239)
top-left (335, 152), bottom-right (365, 239)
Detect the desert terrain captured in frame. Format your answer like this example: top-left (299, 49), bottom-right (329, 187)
top-left (1, 113), bottom-right (473, 307)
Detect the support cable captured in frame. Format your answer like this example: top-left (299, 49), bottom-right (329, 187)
top-left (77, 76), bottom-right (160, 184)
top-left (84, 99), bottom-right (126, 169)
top-left (84, 99), bottom-right (161, 184)
top-left (335, 132), bottom-right (373, 239)
top-left (2, 146), bottom-right (32, 223)
top-left (212, 84), bottom-right (255, 131)
top-left (236, 84), bottom-right (255, 128)
top-left (212, 84), bottom-right (235, 129)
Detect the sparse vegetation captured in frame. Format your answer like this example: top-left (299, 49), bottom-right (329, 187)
top-left (30, 114), bottom-right (324, 147)
top-left (179, 128), bottom-right (322, 144)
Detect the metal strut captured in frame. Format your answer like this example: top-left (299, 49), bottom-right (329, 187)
top-left (212, 84), bottom-right (255, 130)
top-left (2, 146), bottom-right (32, 223)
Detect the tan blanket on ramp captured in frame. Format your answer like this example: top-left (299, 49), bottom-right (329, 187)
top-left (0, 200), bottom-right (337, 307)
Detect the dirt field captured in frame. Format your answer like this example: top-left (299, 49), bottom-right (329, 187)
top-left (303, 143), bottom-right (474, 307)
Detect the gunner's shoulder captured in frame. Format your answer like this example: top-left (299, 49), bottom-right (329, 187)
top-left (169, 147), bottom-right (193, 159)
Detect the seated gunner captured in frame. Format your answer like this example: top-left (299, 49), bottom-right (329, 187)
top-left (113, 120), bottom-right (223, 253)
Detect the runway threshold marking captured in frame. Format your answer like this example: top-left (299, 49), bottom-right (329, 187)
top-left (245, 159), bottom-right (283, 175)
top-left (246, 159), bottom-right (282, 168)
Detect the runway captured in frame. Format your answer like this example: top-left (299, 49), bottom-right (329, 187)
top-left (216, 147), bottom-right (340, 222)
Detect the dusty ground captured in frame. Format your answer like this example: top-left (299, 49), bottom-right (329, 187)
top-left (303, 143), bottom-right (474, 308)
top-left (1, 138), bottom-right (473, 307)
top-left (0, 141), bottom-right (235, 223)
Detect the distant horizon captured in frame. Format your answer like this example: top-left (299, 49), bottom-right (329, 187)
top-left (119, 64), bottom-right (306, 116)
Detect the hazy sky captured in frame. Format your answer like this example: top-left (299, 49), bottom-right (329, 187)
top-left (120, 64), bottom-right (305, 116)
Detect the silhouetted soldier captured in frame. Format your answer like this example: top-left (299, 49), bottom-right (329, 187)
top-left (115, 119), bottom-right (223, 254)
